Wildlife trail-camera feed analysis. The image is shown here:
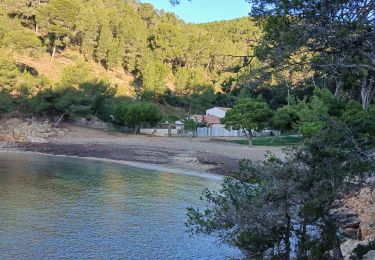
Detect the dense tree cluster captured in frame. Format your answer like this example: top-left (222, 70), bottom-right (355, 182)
top-left (247, 0), bottom-right (375, 111)
top-left (0, 0), bottom-right (259, 98)
top-left (189, 90), bottom-right (375, 259)
top-left (0, 0), bottom-right (265, 120)
top-left (188, 118), bottom-right (374, 258)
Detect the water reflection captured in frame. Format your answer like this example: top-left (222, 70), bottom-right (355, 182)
top-left (0, 153), bottom-right (240, 259)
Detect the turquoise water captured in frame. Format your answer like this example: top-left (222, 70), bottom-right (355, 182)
top-left (0, 153), bottom-right (240, 259)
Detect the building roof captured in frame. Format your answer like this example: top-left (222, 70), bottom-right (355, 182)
top-left (206, 107), bottom-right (231, 112)
top-left (191, 115), bottom-right (221, 125)
top-left (216, 107), bottom-right (231, 112)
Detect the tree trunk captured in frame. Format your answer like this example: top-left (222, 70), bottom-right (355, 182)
top-left (245, 130), bottom-right (253, 146)
top-left (33, 16), bottom-right (38, 34)
top-left (168, 124), bottom-right (172, 137)
top-left (297, 221), bottom-right (308, 258)
top-left (133, 125), bottom-right (140, 135)
top-left (55, 112), bottom-right (66, 128)
top-left (284, 197), bottom-right (291, 259)
top-left (334, 79), bottom-right (342, 97)
top-left (323, 216), bottom-right (344, 260)
top-left (361, 76), bottom-right (375, 111)
top-left (50, 44), bottom-right (56, 63)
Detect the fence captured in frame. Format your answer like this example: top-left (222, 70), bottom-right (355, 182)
top-left (196, 125), bottom-right (242, 137)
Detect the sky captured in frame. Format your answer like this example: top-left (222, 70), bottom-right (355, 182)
top-left (139, 0), bottom-right (251, 24)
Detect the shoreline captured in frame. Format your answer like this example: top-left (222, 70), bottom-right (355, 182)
top-left (0, 149), bottom-right (223, 180)
top-left (0, 141), bottom-right (243, 176)
top-left (0, 124), bottom-right (283, 176)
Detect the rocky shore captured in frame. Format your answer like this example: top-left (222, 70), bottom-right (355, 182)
top-left (0, 118), bottom-right (67, 143)
top-left (5, 141), bottom-right (239, 176)
top-left (332, 186), bottom-right (375, 259)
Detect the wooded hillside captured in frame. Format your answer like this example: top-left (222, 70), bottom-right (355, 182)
top-left (0, 0), bottom-right (259, 101)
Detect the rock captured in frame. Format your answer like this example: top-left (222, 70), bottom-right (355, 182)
top-left (361, 223), bottom-right (375, 240)
top-left (363, 250), bottom-right (375, 259)
top-left (344, 228), bottom-right (360, 239)
top-left (344, 221), bottom-right (361, 229)
top-left (0, 118), bottom-right (67, 143)
top-left (26, 136), bottom-right (47, 143)
top-left (341, 238), bottom-right (375, 260)
top-left (341, 239), bottom-right (360, 260)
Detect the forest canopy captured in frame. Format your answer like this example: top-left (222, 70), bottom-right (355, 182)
top-left (0, 0), bottom-right (260, 97)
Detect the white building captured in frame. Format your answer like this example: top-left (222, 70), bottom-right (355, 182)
top-left (205, 107), bottom-right (230, 118)
top-left (192, 107), bottom-right (243, 137)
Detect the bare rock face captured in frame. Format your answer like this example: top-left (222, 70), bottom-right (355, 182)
top-left (341, 239), bottom-right (375, 260)
top-left (334, 186), bottom-right (375, 259)
top-left (343, 228), bottom-right (360, 240)
top-left (341, 240), bottom-right (361, 259)
top-left (0, 118), bottom-right (68, 142)
top-left (346, 187), bottom-right (375, 240)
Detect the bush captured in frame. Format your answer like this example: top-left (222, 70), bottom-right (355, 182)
top-left (0, 51), bottom-right (18, 92)
top-left (0, 91), bottom-right (14, 114)
top-left (2, 30), bottom-right (44, 57)
top-left (78, 81), bottom-right (116, 120)
top-left (127, 102), bottom-right (162, 127)
top-left (340, 101), bottom-right (375, 147)
top-left (115, 102), bottom-right (163, 132)
top-left (271, 106), bottom-right (299, 132)
top-left (184, 118), bottom-right (197, 132)
top-left (59, 62), bottom-right (93, 88)
top-left (28, 80), bottom-right (116, 120)
top-left (29, 88), bottom-right (57, 115)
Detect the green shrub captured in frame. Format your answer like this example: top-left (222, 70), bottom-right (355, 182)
top-left (115, 101), bottom-right (163, 132)
top-left (0, 91), bottom-right (14, 114)
top-left (59, 62), bottom-right (93, 88)
top-left (2, 30), bottom-right (44, 57)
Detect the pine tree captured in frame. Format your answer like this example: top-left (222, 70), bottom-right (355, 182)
top-left (78, 6), bottom-right (99, 60)
top-left (95, 21), bottom-right (112, 69)
top-left (107, 38), bottom-right (123, 69)
top-left (0, 51), bottom-right (18, 92)
top-left (37, 0), bottom-right (82, 62)
top-left (141, 59), bottom-right (170, 97)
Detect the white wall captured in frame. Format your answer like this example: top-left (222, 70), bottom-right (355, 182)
top-left (140, 129), bottom-right (178, 136)
top-left (206, 107), bottom-right (227, 118)
top-left (196, 124), bottom-right (242, 137)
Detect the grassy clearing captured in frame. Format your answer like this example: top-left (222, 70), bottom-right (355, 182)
top-left (232, 135), bottom-right (303, 146)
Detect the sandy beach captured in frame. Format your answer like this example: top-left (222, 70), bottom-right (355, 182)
top-left (1, 124), bottom-right (283, 175)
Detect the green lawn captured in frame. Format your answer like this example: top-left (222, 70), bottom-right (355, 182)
top-left (232, 135), bottom-right (303, 146)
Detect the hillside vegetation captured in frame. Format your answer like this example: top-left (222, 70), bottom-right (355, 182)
top-left (0, 0), bottom-right (268, 126)
top-left (0, 0), bottom-right (259, 97)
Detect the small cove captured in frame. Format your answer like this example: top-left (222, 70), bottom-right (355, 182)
top-left (0, 152), bottom-right (240, 259)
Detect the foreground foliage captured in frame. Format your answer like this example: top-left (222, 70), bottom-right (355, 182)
top-left (187, 118), bottom-right (375, 259)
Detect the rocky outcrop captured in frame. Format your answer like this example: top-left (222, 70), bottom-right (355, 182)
top-left (0, 118), bottom-right (67, 143)
top-left (341, 238), bottom-right (375, 259)
top-left (345, 187), bottom-right (375, 241)
top-left (332, 186), bottom-right (375, 259)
